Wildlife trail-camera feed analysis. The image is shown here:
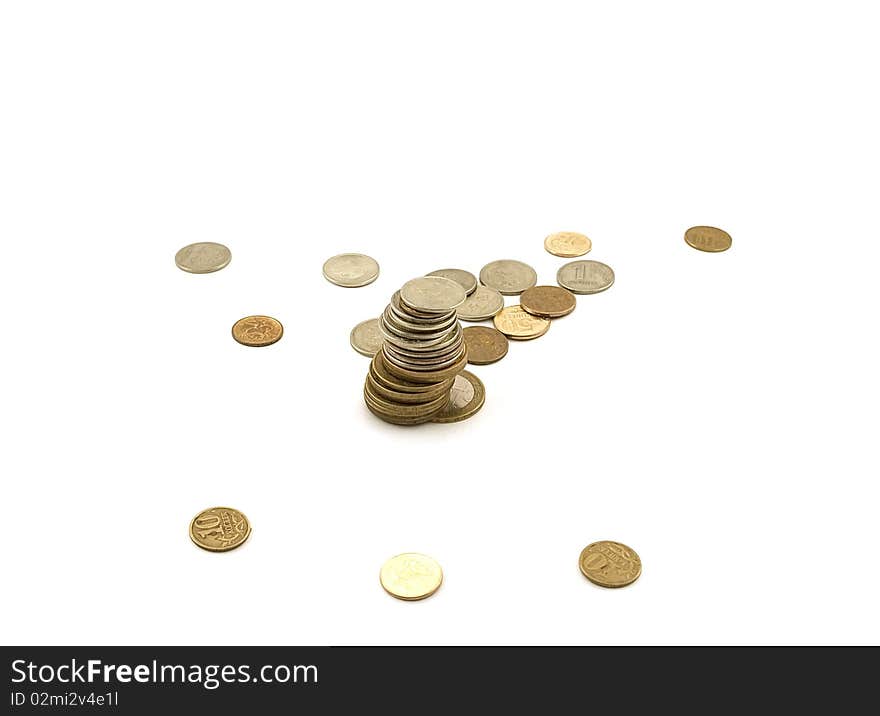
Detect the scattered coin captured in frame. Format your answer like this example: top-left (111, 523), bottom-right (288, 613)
top-left (457, 285), bottom-right (505, 322)
top-left (174, 242), bottom-right (231, 274)
top-left (579, 541), bottom-right (641, 588)
top-left (350, 318), bottom-right (383, 357)
top-left (322, 253), bottom-right (380, 287)
top-left (520, 285), bottom-right (576, 318)
top-left (231, 315), bottom-right (283, 347)
top-left (493, 305), bottom-right (550, 340)
top-left (463, 326), bottom-right (508, 365)
top-left (400, 276), bottom-right (467, 313)
top-left (189, 507), bottom-right (251, 552)
top-left (544, 232), bottom-right (592, 258)
top-left (684, 225), bottom-right (732, 253)
top-left (426, 268), bottom-right (478, 296)
top-left (432, 370), bottom-right (485, 423)
top-left (479, 260), bottom-right (538, 295)
top-left (556, 260), bottom-right (615, 295)
top-left (380, 553), bottom-right (444, 601)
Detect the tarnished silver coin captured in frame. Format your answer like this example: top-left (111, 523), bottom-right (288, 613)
top-left (478, 260), bottom-right (537, 295)
top-left (174, 242), bottom-right (231, 274)
top-left (322, 253), bottom-right (380, 287)
top-left (426, 269), bottom-right (478, 296)
top-left (456, 285), bottom-right (505, 322)
top-left (400, 276), bottom-right (467, 313)
top-left (556, 260), bottom-right (615, 294)
top-left (350, 318), bottom-right (384, 357)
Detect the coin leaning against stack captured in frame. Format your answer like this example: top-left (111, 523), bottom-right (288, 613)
top-left (364, 277), bottom-right (469, 425)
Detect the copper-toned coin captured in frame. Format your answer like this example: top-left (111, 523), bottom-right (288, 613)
top-left (520, 285), bottom-right (576, 318)
top-left (579, 541), bottom-right (642, 588)
top-left (189, 507), bottom-right (251, 552)
top-left (684, 226), bottom-right (732, 253)
top-left (463, 326), bottom-right (508, 365)
top-left (231, 315), bottom-right (283, 347)
top-left (432, 370), bottom-right (485, 423)
top-left (544, 232), bottom-right (592, 258)
top-left (492, 305), bottom-right (550, 340)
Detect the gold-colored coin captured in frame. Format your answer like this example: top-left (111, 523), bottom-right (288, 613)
top-left (579, 540), bottom-right (641, 588)
top-left (684, 225), bottom-right (732, 253)
top-left (380, 553), bottom-right (443, 601)
top-left (231, 315), bottom-right (283, 347)
top-left (520, 285), bottom-right (576, 318)
top-left (492, 305), bottom-right (550, 340)
top-left (544, 232), bottom-right (592, 258)
top-left (463, 326), bottom-right (508, 365)
top-left (432, 370), bottom-right (485, 423)
top-left (189, 507), bottom-right (251, 552)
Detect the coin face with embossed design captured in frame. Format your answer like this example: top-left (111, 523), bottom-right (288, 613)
top-left (520, 285), bottom-right (576, 318)
top-left (189, 507), bottom-right (251, 552)
top-left (684, 226), bottom-right (732, 253)
top-left (544, 232), bottom-right (592, 258)
top-left (380, 553), bottom-right (443, 600)
top-left (400, 276), bottom-right (466, 313)
top-left (463, 326), bottom-right (508, 365)
top-left (556, 260), bottom-right (615, 295)
top-left (322, 253), bottom-right (380, 287)
top-left (457, 285), bottom-right (505, 322)
top-left (232, 315), bottom-right (283, 346)
top-left (426, 269), bottom-right (478, 296)
top-left (432, 370), bottom-right (485, 423)
top-left (175, 242), bottom-right (231, 274)
top-left (350, 318), bottom-right (383, 357)
top-left (493, 305), bottom-right (550, 340)
top-left (579, 540), bottom-right (641, 588)
top-left (479, 260), bottom-right (538, 295)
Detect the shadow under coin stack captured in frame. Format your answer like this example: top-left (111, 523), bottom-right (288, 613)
top-left (365, 277), bottom-right (468, 425)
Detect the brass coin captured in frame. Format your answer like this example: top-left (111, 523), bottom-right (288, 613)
top-left (479, 260), bottom-right (538, 295)
top-left (231, 315), bottom-right (283, 347)
top-left (426, 268), bottom-right (478, 296)
top-left (556, 260), bottom-right (615, 295)
top-left (322, 253), bottom-right (380, 287)
top-left (492, 305), bottom-right (550, 340)
top-left (432, 370), bottom-right (485, 423)
top-left (685, 225), bottom-right (732, 253)
top-left (520, 285), bottom-right (576, 318)
top-left (189, 507), bottom-right (251, 552)
top-left (579, 541), bottom-right (642, 588)
top-left (350, 318), bottom-right (383, 357)
top-left (380, 553), bottom-right (443, 601)
top-left (463, 326), bottom-right (508, 365)
top-left (457, 285), bottom-right (505, 322)
top-left (544, 232), bottom-right (592, 258)
top-left (174, 242), bottom-right (231, 274)
top-left (370, 352), bottom-right (445, 394)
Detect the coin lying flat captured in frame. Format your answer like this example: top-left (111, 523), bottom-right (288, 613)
top-left (457, 285), bottom-right (505, 322)
top-left (556, 260), bottom-right (615, 295)
top-left (350, 318), bottom-right (383, 357)
top-left (232, 315), bottom-right (283, 347)
top-left (479, 260), bottom-right (538, 295)
top-left (322, 253), bottom-right (380, 287)
top-left (544, 232), bottom-right (592, 258)
top-left (426, 268), bottom-right (477, 296)
top-left (432, 370), bottom-right (485, 423)
top-left (684, 225), bottom-right (732, 253)
top-left (463, 326), bottom-right (508, 365)
top-left (579, 541), bottom-right (641, 588)
top-left (174, 242), bottom-right (231, 274)
top-left (493, 305), bottom-right (550, 340)
top-left (189, 507), bottom-right (251, 552)
top-left (400, 276), bottom-right (467, 313)
top-left (380, 553), bottom-right (443, 601)
top-left (520, 285), bottom-right (576, 318)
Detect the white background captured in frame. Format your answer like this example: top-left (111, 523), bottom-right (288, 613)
top-left (1, 1), bottom-right (878, 646)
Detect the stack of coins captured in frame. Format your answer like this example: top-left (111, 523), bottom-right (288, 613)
top-left (364, 277), bottom-right (468, 425)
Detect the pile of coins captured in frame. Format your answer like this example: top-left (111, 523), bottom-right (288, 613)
top-left (365, 277), bottom-right (470, 425)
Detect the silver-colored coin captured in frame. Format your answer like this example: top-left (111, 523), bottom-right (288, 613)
top-left (174, 242), bottom-right (231, 274)
top-left (478, 260), bottom-right (537, 295)
top-left (426, 269), bottom-right (478, 296)
top-left (385, 303), bottom-right (458, 333)
top-left (556, 260), bottom-right (615, 295)
top-left (350, 318), bottom-right (384, 357)
top-left (400, 277), bottom-right (467, 313)
top-left (382, 345), bottom-right (465, 372)
top-left (381, 322), bottom-right (463, 353)
top-left (322, 253), bottom-right (380, 287)
top-left (456, 285), bottom-right (505, 321)
top-left (390, 292), bottom-right (452, 324)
